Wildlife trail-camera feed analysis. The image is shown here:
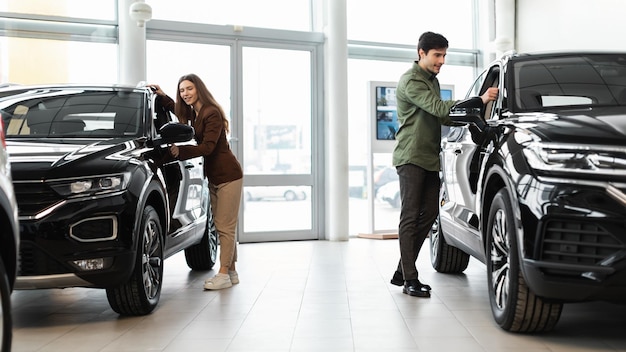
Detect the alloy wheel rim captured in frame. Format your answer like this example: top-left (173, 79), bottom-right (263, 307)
top-left (490, 209), bottom-right (510, 311)
top-left (142, 220), bottom-right (162, 300)
top-left (431, 217), bottom-right (440, 262)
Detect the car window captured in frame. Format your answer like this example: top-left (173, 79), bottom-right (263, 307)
top-left (466, 70), bottom-right (487, 99)
top-left (512, 54), bottom-right (626, 112)
top-left (481, 67), bottom-right (500, 120)
top-left (1, 90), bottom-right (144, 138)
top-left (464, 66), bottom-right (500, 120)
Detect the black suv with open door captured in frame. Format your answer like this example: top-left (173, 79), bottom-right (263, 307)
top-left (0, 84), bottom-right (218, 316)
top-left (0, 110), bottom-right (19, 352)
top-left (431, 52), bottom-right (626, 332)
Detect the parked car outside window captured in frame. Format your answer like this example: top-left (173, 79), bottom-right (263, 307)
top-left (0, 84), bottom-right (218, 316)
top-left (375, 180), bottom-right (400, 208)
top-left (244, 186), bottom-right (308, 201)
top-left (432, 52), bottom-right (626, 332)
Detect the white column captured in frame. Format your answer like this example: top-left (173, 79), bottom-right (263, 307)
top-left (494, 0), bottom-right (516, 57)
top-left (118, 0), bottom-right (148, 85)
top-left (325, 0), bottom-right (349, 241)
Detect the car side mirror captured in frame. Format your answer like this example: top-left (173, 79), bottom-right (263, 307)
top-left (449, 97), bottom-right (485, 131)
top-left (157, 122), bottom-right (194, 144)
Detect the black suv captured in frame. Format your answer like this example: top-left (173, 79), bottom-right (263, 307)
top-left (431, 52), bottom-right (626, 332)
top-left (0, 115), bottom-right (19, 351)
top-left (0, 85), bottom-right (218, 316)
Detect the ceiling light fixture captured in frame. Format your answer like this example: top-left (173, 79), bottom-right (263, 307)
top-left (129, 0), bottom-right (152, 27)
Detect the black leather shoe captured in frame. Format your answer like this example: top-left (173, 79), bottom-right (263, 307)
top-left (390, 271), bottom-right (403, 286)
top-left (403, 280), bottom-right (431, 298)
top-left (419, 280), bottom-right (432, 291)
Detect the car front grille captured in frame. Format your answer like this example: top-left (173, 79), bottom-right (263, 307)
top-left (18, 241), bottom-right (69, 276)
top-left (13, 181), bottom-right (62, 217)
top-left (541, 220), bottom-right (625, 266)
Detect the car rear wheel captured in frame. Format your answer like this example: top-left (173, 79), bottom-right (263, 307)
top-left (185, 203), bottom-right (218, 270)
top-left (486, 189), bottom-right (562, 332)
top-left (0, 257), bottom-right (12, 352)
top-left (106, 205), bottom-right (164, 316)
top-left (430, 215), bottom-right (470, 273)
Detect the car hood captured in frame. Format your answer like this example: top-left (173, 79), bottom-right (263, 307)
top-left (505, 107), bottom-right (626, 146)
top-left (6, 138), bottom-right (143, 181)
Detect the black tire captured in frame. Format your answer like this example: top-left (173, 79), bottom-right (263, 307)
top-left (185, 204), bottom-right (218, 270)
top-left (486, 189), bottom-right (562, 332)
top-left (0, 258), bottom-right (12, 352)
top-left (106, 205), bottom-right (164, 316)
top-left (430, 215), bottom-right (470, 273)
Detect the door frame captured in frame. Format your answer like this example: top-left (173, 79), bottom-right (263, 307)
top-left (148, 21), bottom-right (325, 242)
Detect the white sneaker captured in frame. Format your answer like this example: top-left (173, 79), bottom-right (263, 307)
top-left (229, 270), bottom-right (239, 285)
top-left (204, 273), bottom-right (232, 290)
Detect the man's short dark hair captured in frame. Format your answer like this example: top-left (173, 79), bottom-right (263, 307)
top-left (417, 32), bottom-right (449, 55)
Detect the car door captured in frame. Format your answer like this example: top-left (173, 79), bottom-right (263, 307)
top-left (441, 66), bottom-right (501, 253)
top-left (151, 95), bottom-right (207, 248)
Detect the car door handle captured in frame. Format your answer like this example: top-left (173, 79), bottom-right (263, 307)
top-left (183, 163), bottom-right (195, 169)
top-left (454, 149), bottom-right (463, 155)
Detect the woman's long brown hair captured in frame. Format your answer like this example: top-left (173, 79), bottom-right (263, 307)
top-left (174, 73), bottom-right (229, 133)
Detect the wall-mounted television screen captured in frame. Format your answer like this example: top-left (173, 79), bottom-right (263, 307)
top-left (374, 84), bottom-right (454, 141)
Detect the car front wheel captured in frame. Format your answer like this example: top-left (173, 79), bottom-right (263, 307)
top-left (486, 189), bottom-right (562, 332)
top-left (106, 205), bottom-right (164, 316)
top-left (430, 215), bottom-right (469, 273)
top-left (0, 257), bottom-right (12, 352)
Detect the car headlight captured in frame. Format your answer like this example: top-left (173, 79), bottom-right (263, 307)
top-left (49, 173), bottom-right (129, 197)
top-left (524, 142), bottom-right (626, 176)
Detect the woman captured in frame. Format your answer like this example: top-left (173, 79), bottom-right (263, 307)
top-left (149, 74), bottom-right (243, 290)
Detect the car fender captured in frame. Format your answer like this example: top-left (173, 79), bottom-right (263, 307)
top-left (481, 149), bottom-right (552, 298)
top-left (129, 165), bottom-right (168, 256)
top-left (0, 191), bottom-right (18, 288)
top-left (481, 160), bottom-right (526, 266)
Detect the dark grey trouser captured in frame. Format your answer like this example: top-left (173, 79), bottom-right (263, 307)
top-left (395, 164), bottom-right (440, 281)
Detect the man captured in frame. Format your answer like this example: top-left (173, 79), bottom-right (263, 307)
top-left (390, 32), bottom-right (498, 297)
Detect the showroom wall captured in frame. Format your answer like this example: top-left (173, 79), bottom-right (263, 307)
top-left (517, 0), bottom-right (626, 52)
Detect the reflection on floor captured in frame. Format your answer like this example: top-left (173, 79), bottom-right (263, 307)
top-left (10, 238), bottom-right (626, 351)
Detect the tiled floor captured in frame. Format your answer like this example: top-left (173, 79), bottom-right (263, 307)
top-left (10, 238), bottom-right (626, 352)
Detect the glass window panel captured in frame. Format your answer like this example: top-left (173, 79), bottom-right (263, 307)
top-left (348, 58), bottom-right (475, 167)
top-left (1, 0), bottom-right (116, 21)
top-left (243, 186), bottom-right (312, 232)
top-left (0, 37), bottom-right (116, 84)
top-left (146, 40), bottom-right (231, 122)
top-left (242, 47), bottom-right (312, 175)
top-left (347, 0), bottom-right (474, 49)
top-left (149, 0), bottom-right (311, 32)
top-left (347, 58), bottom-right (475, 235)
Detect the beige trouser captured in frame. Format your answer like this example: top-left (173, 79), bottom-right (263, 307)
top-left (209, 177), bottom-right (243, 269)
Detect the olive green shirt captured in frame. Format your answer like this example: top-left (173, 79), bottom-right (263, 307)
top-left (392, 62), bottom-right (457, 171)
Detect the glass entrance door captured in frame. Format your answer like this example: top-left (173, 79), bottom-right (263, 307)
top-left (238, 44), bottom-right (319, 243)
top-left (147, 38), bottom-right (321, 243)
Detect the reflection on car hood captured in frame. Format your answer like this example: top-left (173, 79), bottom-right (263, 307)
top-left (6, 138), bottom-right (141, 180)
top-left (506, 107), bottom-right (626, 146)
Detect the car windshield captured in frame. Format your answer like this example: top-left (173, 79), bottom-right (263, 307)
top-left (512, 54), bottom-right (626, 112)
top-left (0, 89), bottom-right (144, 138)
